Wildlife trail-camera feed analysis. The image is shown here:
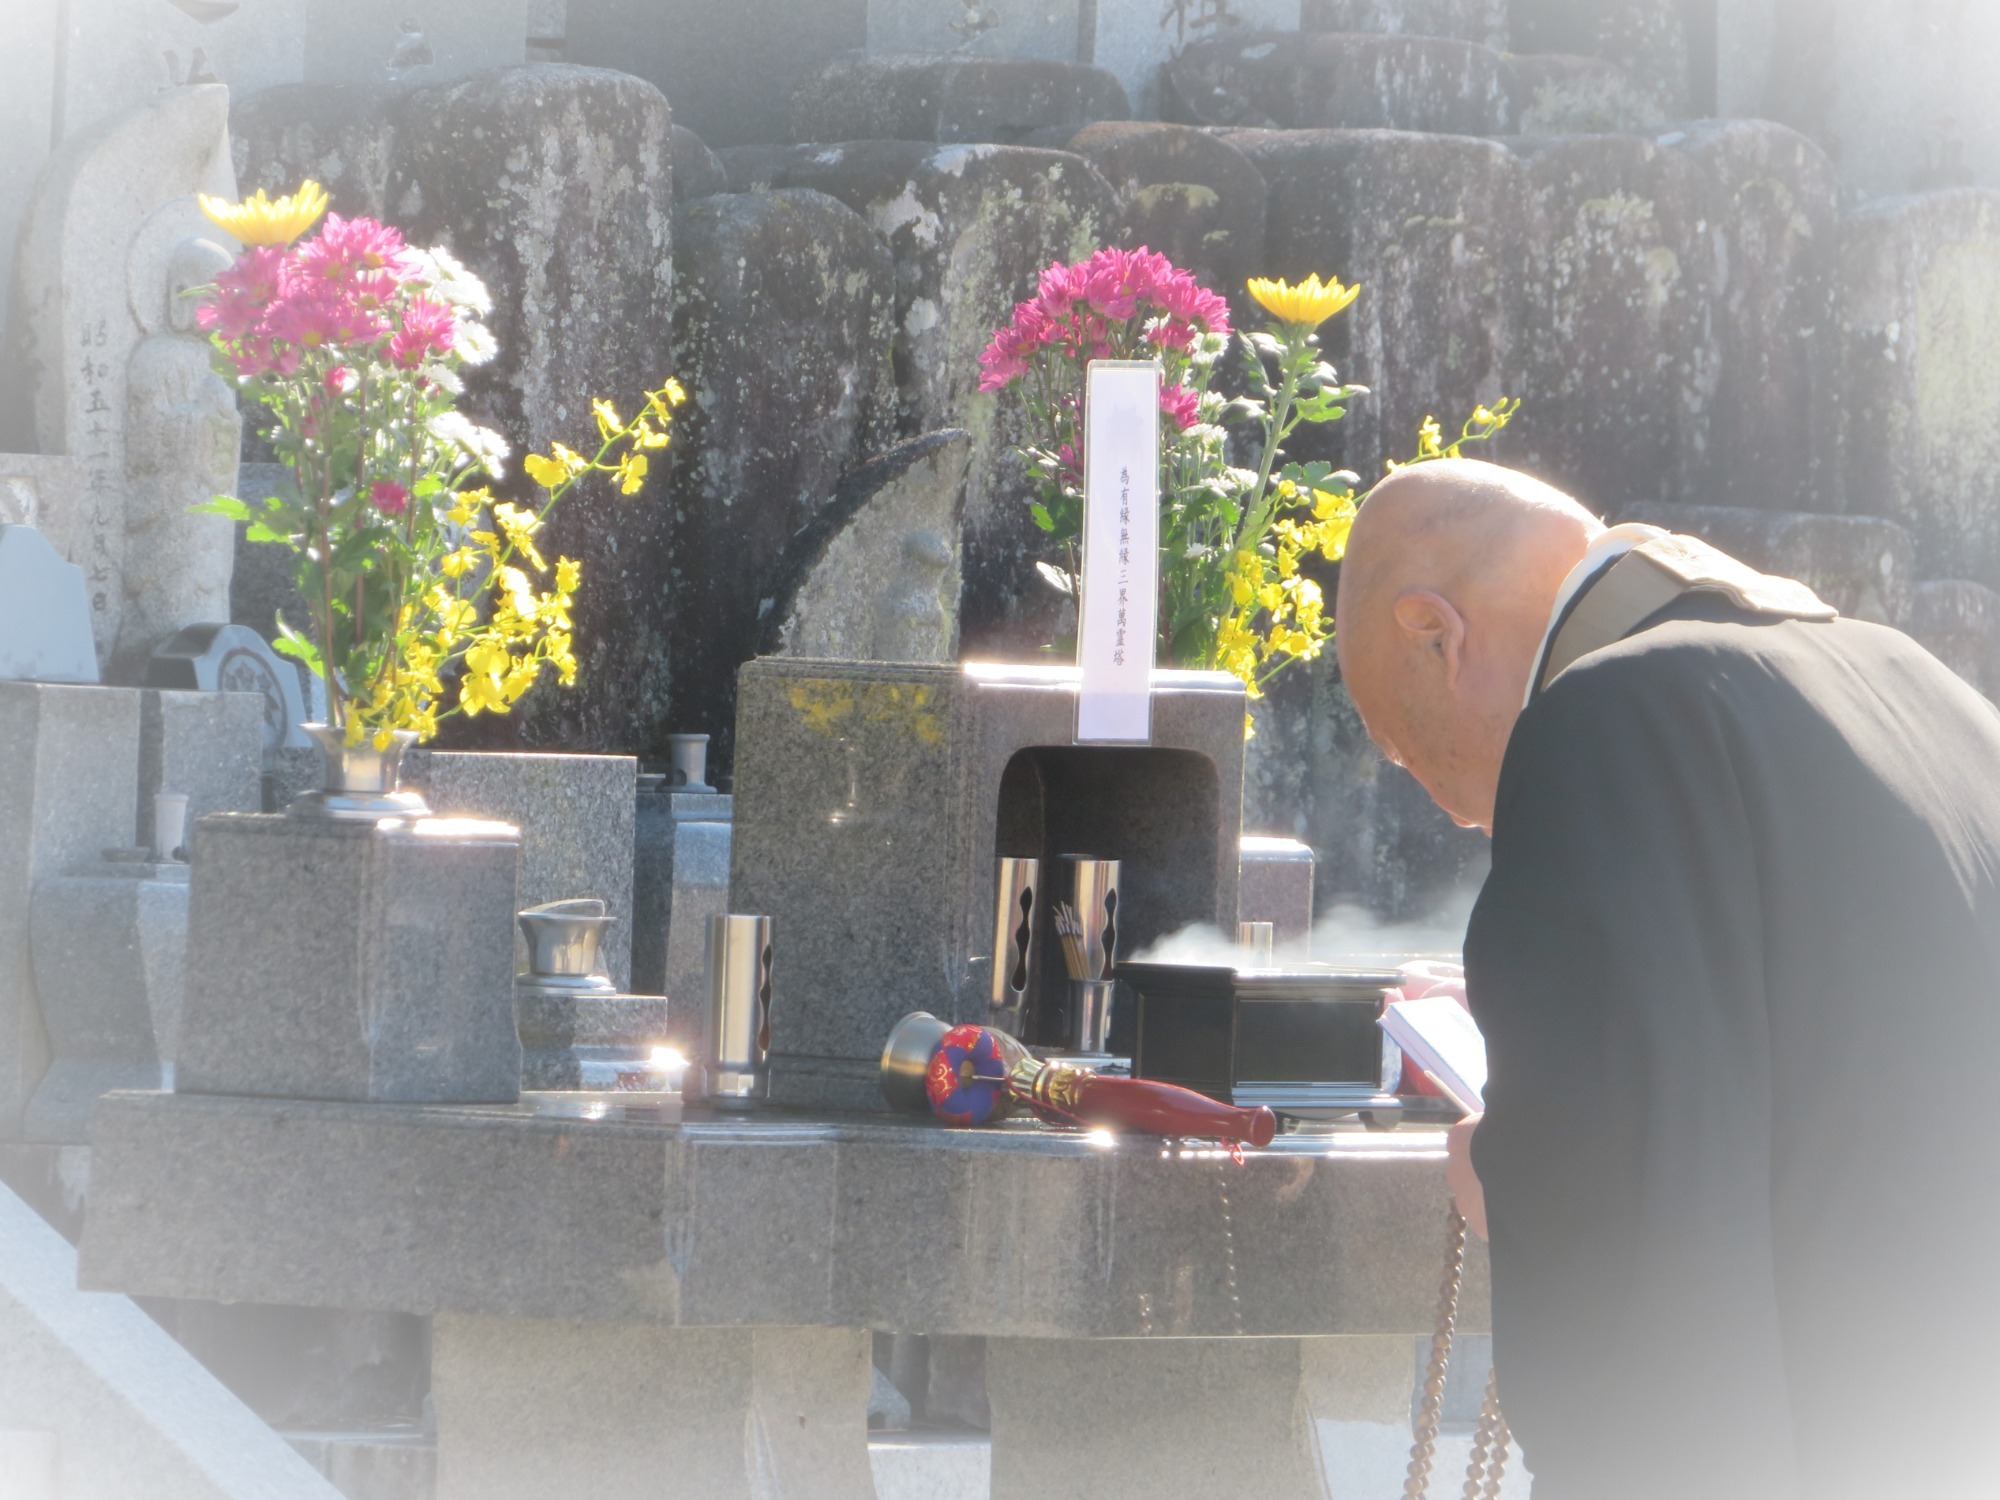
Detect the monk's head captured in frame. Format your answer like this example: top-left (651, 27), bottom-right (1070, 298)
top-left (1334, 459), bottom-right (1602, 833)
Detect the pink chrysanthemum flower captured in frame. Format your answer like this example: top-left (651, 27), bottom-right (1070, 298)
top-left (266, 287), bottom-right (388, 351)
top-left (296, 214), bottom-right (419, 286)
top-left (1159, 384), bottom-right (1201, 430)
top-left (390, 297), bottom-right (457, 368)
top-left (369, 480), bottom-right (410, 517)
top-left (198, 245), bottom-right (292, 341)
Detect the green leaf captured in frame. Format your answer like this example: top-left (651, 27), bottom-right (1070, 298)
top-left (1028, 502), bottom-right (1056, 533)
top-left (195, 495), bottom-right (253, 521)
top-left (244, 521), bottom-right (289, 544)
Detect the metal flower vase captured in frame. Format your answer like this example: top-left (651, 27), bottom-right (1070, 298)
top-left (291, 723), bottom-right (433, 822)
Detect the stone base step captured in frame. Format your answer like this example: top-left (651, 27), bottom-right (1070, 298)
top-left (870, 1434), bottom-right (991, 1500)
top-left (282, 1429), bottom-right (435, 1500)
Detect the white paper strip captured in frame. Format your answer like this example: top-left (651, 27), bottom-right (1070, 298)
top-left (1075, 360), bottom-right (1161, 743)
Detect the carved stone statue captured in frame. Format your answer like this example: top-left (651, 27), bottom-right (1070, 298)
top-left (116, 235), bottom-right (241, 677)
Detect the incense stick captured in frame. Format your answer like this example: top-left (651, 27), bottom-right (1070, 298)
top-left (1054, 902), bottom-right (1090, 981)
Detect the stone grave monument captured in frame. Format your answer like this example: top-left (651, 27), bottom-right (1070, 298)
top-left (731, 658), bottom-right (1248, 1109)
top-left (10, 82), bottom-right (239, 677)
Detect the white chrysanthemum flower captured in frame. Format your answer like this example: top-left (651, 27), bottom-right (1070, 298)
top-left (413, 245), bottom-right (494, 315)
top-left (454, 320), bottom-right (498, 366)
top-left (424, 362), bottom-right (466, 395)
top-left (429, 410), bottom-right (510, 478)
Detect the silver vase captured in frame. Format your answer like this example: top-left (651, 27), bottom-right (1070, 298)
top-left (290, 724), bottom-right (432, 823)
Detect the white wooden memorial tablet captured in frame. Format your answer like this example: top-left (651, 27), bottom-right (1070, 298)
top-left (1074, 360), bottom-right (1160, 744)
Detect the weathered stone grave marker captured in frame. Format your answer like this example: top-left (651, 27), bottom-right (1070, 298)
top-left (0, 528), bottom-right (99, 687)
top-left (144, 622), bottom-right (310, 753)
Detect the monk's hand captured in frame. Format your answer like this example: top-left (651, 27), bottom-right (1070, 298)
top-left (1448, 1113), bottom-right (1488, 1241)
top-left (1397, 959), bottom-right (1466, 1007)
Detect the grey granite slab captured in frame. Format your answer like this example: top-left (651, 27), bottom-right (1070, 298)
top-left (176, 814), bottom-right (523, 1105)
top-left (26, 861), bottom-right (187, 1145)
top-left (0, 684), bottom-right (142, 1139)
top-left (136, 689), bottom-right (265, 852)
top-left (401, 751), bottom-right (636, 989)
top-left (631, 785), bottom-right (732, 999)
top-left (79, 1091), bottom-right (1485, 1339)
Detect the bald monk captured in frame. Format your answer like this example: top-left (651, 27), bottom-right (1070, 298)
top-left (1335, 459), bottom-right (2000, 1499)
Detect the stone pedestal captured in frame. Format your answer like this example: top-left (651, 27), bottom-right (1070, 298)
top-left (430, 1318), bottom-right (875, 1500)
top-left (515, 988), bottom-right (677, 1090)
top-left (0, 684), bottom-right (141, 1139)
top-left (26, 860), bottom-right (187, 1145)
top-left (177, 814), bottom-right (523, 1104)
top-left (80, 1094), bottom-right (1481, 1499)
top-left (631, 787), bottom-right (732, 1001)
top-left (731, 661), bottom-right (1247, 1109)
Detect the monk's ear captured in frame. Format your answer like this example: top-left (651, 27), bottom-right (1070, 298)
top-left (1392, 589), bottom-right (1466, 681)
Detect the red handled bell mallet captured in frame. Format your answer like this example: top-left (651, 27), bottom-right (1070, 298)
top-left (880, 1012), bottom-right (1276, 1148)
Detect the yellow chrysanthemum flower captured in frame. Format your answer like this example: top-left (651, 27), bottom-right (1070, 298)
top-left (1245, 273), bottom-right (1361, 330)
top-left (199, 180), bottom-right (330, 247)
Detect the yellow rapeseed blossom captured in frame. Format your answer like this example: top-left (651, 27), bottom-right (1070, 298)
top-left (1245, 273), bottom-right (1361, 330)
top-left (199, 179), bottom-right (329, 246)
top-left (614, 451), bottom-right (649, 496)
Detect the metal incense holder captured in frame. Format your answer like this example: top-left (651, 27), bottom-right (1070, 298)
top-left (702, 914), bottom-right (773, 1106)
top-left (1059, 856), bottom-right (1120, 1054)
top-left (1119, 962), bottom-right (1405, 1122)
top-left (989, 857), bottom-right (1040, 1035)
top-left (516, 899), bottom-right (619, 993)
top-left (1062, 856), bottom-right (1120, 979)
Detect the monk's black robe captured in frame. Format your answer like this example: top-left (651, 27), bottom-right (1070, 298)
top-left (1467, 591), bottom-right (2000, 1499)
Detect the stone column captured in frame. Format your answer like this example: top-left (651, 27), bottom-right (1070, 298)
top-left (988, 1334), bottom-right (1413, 1500)
top-left (430, 1317), bottom-right (876, 1500)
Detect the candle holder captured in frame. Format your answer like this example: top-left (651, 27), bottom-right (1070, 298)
top-left (701, 914), bottom-right (773, 1106)
top-left (989, 856), bottom-right (1039, 1035)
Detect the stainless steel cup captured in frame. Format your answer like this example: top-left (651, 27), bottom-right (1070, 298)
top-left (1061, 855), bottom-right (1121, 981)
top-left (989, 856), bottom-right (1040, 1034)
top-left (1238, 920), bottom-right (1275, 967)
top-left (1069, 978), bottom-right (1116, 1055)
top-left (703, 914), bottom-right (773, 1105)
